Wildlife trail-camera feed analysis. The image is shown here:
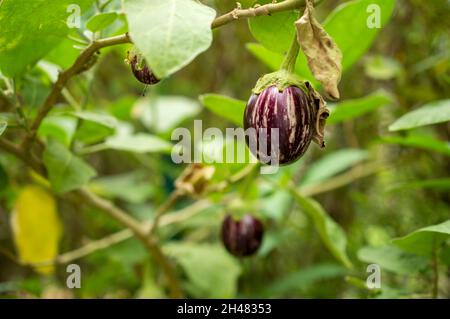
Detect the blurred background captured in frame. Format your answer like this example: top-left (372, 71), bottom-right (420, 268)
top-left (0, 0), bottom-right (449, 298)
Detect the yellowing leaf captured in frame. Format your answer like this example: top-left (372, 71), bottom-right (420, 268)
top-left (11, 185), bottom-right (62, 274)
top-left (296, 0), bottom-right (342, 100)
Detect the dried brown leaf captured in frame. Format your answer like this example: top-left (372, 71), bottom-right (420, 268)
top-left (296, 0), bottom-right (342, 100)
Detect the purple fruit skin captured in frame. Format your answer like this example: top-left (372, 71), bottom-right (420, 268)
top-left (244, 85), bottom-right (314, 165)
top-left (130, 55), bottom-right (160, 85)
top-left (221, 214), bottom-right (264, 257)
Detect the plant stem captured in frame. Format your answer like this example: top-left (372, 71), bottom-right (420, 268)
top-left (211, 0), bottom-right (312, 29)
top-left (280, 33), bottom-right (300, 73)
top-left (21, 33), bottom-right (131, 151)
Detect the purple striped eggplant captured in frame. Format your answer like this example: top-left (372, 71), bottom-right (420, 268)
top-left (128, 52), bottom-right (160, 85)
top-left (244, 85), bottom-right (316, 165)
top-left (221, 214), bottom-right (264, 257)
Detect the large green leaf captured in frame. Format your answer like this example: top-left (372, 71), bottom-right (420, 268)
top-left (248, 0), bottom-right (298, 54)
top-left (38, 115), bottom-right (78, 147)
top-left (0, 0), bottom-right (93, 77)
top-left (69, 111), bottom-right (118, 129)
top-left (389, 99), bottom-right (450, 131)
top-left (90, 171), bottom-right (154, 204)
top-left (327, 91), bottom-right (392, 124)
top-left (124, 0), bottom-right (216, 78)
top-left (290, 189), bottom-right (352, 268)
top-left (392, 220), bottom-right (450, 256)
top-left (135, 96), bottom-right (201, 133)
top-left (43, 139), bottom-right (97, 193)
top-left (358, 245), bottom-right (428, 274)
top-left (324, 0), bottom-right (397, 70)
top-left (104, 133), bottom-right (172, 154)
top-left (164, 243), bottom-right (241, 298)
top-left (199, 94), bottom-right (246, 126)
top-left (381, 134), bottom-right (450, 157)
top-left (301, 149), bottom-right (369, 186)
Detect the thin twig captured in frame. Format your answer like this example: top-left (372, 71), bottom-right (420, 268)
top-left (148, 190), bottom-right (183, 237)
top-left (21, 33), bottom-right (131, 150)
top-left (211, 0), bottom-right (312, 29)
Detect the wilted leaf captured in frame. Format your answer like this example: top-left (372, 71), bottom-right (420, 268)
top-left (11, 185), bottom-right (62, 274)
top-left (392, 220), bottom-right (450, 256)
top-left (295, 0), bottom-right (342, 99)
top-left (164, 243), bottom-right (241, 298)
top-left (199, 94), bottom-right (246, 126)
top-left (43, 139), bottom-right (97, 193)
top-left (389, 99), bottom-right (450, 131)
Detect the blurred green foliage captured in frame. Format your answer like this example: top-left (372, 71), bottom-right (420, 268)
top-left (0, 0), bottom-right (449, 299)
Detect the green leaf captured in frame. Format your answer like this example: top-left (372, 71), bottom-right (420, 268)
top-left (86, 12), bottom-right (118, 32)
top-left (38, 115), bottom-right (78, 147)
top-left (0, 122), bottom-right (6, 136)
top-left (246, 43), bottom-right (315, 82)
top-left (0, 0), bottom-right (93, 77)
top-left (199, 94), bottom-right (246, 126)
top-left (43, 139), bottom-right (97, 193)
top-left (364, 55), bottom-right (401, 80)
top-left (393, 220), bottom-right (450, 256)
top-left (263, 263), bottom-right (347, 296)
top-left (301, 149), bottom-right (369, 186)
top-left (381, 134), bottom-right (450, 157)
top-left (135, 96), bottom-right (201, 133)
top-left (324, 0), bottom-right (397, 70)
top-left (104, 133), bottom-right (172, 154)
top-left (290, 189), bottom-right (352, 268)
top-left (357, 245), bottom-right (429, 274)
top-left (327, 91), bottom-right (392, 124)
top-left (164, 243), bottom-right (241, 298)
top-left (387, 178), bottom-right (450, 192)
top-left (124, 0), bottom-right (216, 78)
top-left (90, 171), bottom-right (154, 203)
top-left (389, 99), bottom-right (450, 131)
top-left (69, 111), bottom-right (118, 129)
top-left (248, 0), bottom-right (298, 54)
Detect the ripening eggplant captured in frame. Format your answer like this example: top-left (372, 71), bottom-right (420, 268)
top-left (221, 214), bottom-right (264, 257)
top-left (127, 50), bottom-right (160, 85)
top-left (244, 70), bottom-right (329, 166)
